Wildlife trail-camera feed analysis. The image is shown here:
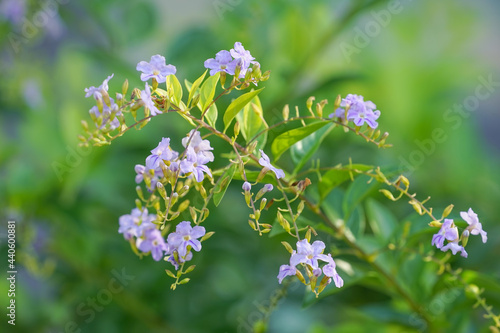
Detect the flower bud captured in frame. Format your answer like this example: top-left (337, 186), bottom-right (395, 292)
top-left (255, 183), bottom-right (273, 201)
top-left (334, 94), bottom-right (342, 110)
top-left (306, 96), bottom-right (315, 112)
top-left (461, 229), bottom-right (470, 247)
top-left (259, 198), bottom-right (267, 211)
top-left (442, 204), bottom-right (454, 218)
top-left (282, 104), bottom-right (289, 121)
top-left (242, 181), bottom-right (251, 192)
top-left (122, 79), bottom-right (129, 97)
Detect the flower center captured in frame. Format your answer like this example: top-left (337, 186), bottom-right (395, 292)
top-left (153, 70), bottom-right (160, 75)
top-left (183, 235), bottom-right (191, 241)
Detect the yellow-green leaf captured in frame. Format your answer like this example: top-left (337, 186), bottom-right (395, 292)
top-left (271, 121), bottom-right (328, 161)
top-left (223, 88), bottom-right (264, 132)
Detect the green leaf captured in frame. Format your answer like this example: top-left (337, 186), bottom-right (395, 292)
top-left (167, 74), bottom-right (182, 106)
top-left (212, 163), bottom-right (237, 207)
top-left (206, 103), bottom-right (218, 128)
top-left (318, 164), bottom-right (373, 199)
top-left (271, 121), bottom-right (328, 161)
top-left (198, 72), bottom-right (219, 113)
top-left (290, 124), bottom-right (333, 174)
top-left (223, 88), bottom-right (264, 132)
top-left (236, 95), bottom-right (267, 141)
top-left (365, 198), bottom-right (398, 242)
top-left (186, 70), bottom-right (207, 107)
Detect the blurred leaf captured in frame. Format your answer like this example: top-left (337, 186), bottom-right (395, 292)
top-left (318, 164), bottom-right (373, 200)
top-left (271, 121), bottom-right (329, 161)
top-left (167, 74), bottom-right (183, 106)
top-left (236, 95), bottom-right (267, 151)
top-left (186, 70), bottom-right (207, 107)
top-left (343, 175), bottom-right (379, 221)
top-left (198, 72), bottom-right (220, 113)
top-left (290, 124), bottom-right (333, 174)
top-left (206, 103), bottom-right (218, 128)
top-left (213, 163), bottom-right (237, 207)
top-left (223, 88), bottom-right (264, 132)
top-left (365, 198), bottom-right (398, 243)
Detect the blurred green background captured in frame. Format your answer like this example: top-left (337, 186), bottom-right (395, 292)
top-left (1, 0), bottom-right (499, 332)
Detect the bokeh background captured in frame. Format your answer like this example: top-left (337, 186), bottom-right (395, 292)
top-left (1, 0), bottom-right (500, 332)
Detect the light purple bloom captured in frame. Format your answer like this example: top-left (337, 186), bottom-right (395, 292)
top-left (0, 0), bottom-right (25, 25)
top-left (328, 108), bottom-right (346, 120)
top-left (167, 221), bottom-right (206, 258)
top-left (461, 208), bottom-right (487, 243)
top-left (182, 130), bottom-right (214, 162)
top-left (263, 184), bottom-right (273, 192)
top-left (180, 147), bottom-right (212, 182)
top-left (136, 55), bottom-right (176, 83)
top-left (259, 150), bottom-right (285, 179)
top-left (441, 241), bottom-right (468, 258)
top-left (89, 98), bottom-right (121, 130)
top-left (242, 181), bottom-right (251, 192)
top-left (322, 254), bottom-right (344, 288)
top-left (141, 83), bottom-right (161, 116)
top-left (85, 74), bottom-right (114, 100)
top-left (431, 219), bottom-right (455, 249)
top-left (145, 137), bottom-right (178, 169)
top-left (204, 50), bottom-right (238, 76)
top-left (290, 239), bottom-right (330, 269)
top-left (331, 94), bottom-right (381, 128)
top-left (230, 42), bottom-right (259, 77)
top-left (134, 164), bottom-right (163, 192)
top-left (277, 264), bottom-right (297, 284)
top-left (137, 229), bottom-right (168, 261)
top-left (118, 208), bottom-right (155, 240)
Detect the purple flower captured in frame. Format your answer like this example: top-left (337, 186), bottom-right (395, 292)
top-left (137, 229), bottom-right (168, 261)
top-left (461, 208), bottom-right (487, 243)
top-left (89, 98), bottom-right (121, 130)
top-left (441, 241), bottom-right (468, 258)
top-left (259, 150), bottom-right (285, 179)
top-left (0, 0), bottom-right (25, 25)
top-left (290, 239), bottom-right (330, 268)
top-left (145, 137), bottom-right (178, 169)
top-left (85, 74), bottom-right (114, 100)
top-left (328, 108), bottom-right (346, 120)
top-left (332, 94), bottom-right (381, 129)
top-left (180, 147), bottom-right (212, 182)
top-left (322, 254), bottom-right (344, 288)
top-left (141, 83), bottom-right (161, 116)
top-left (431, 219), bottom-right (455, 249)
top-left (182, 130), bottom-right (214, 162)
top-left (136, 55), bottom-right (176, 83)
top-left (277, 239), bottom-right (344, 288)
top-left (277, 264), bottom-right (297, 284)
top-left (118, 208), bottom-right (155, 240)
top-left (167, 221), bottom-right (206, 258)
top-left (242, 181), bottom-right (251, 192)
top-left (134, 164), bottom-right (163, 192)
top-left (230, 42), bottom-right (259, 77)
top-left (204, 50), bottom-right (238, 76)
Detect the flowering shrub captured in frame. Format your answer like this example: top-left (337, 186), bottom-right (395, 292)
top-left (80, 42), bottom-right (499, 329)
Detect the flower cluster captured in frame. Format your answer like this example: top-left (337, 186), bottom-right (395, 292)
top-left (118, 208), bottom-right (167, 261)
top-left (165, 221), bottom-right (206, 270)
top-left (278, 239), bottom-right (343, 290)
top-left (118, 209), bottom-right (205, 267)
top-left (258, 150), bottom-right (285, 179)
top-left (431, 208), bottom-right (487, 258)
top-left (85, 74), bottom-right (123, 131)
top-left (329, 94), bottom-right (381, 129)
top-left (204, 42), bottom-right (260, 78)
top-left (135, 130), bottom-right (214, 191)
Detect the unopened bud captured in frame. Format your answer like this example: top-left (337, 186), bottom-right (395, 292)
top-left (122, 79), bottom-right (129, 97)
top-left (282, 104), bottom-right (289, 120)
top-left (461, 229), bottom-right (470, 247)
top-left (306, 96), bottom-right (315, 112)
top-left (334, 94), bottom-right (342, 110)
top-left (442, 204), bottom-right (454, 218)
top-left (260, 198), bottom-right (267, 211)
top-left (242, 181), bottom-right (251, 192)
